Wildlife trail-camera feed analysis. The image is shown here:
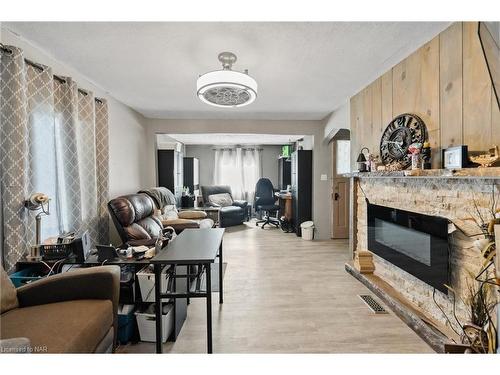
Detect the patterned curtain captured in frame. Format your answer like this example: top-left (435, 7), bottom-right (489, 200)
top-left (95, 99), bottom-right (109, 244)
top-left (0, 46), bottom-right (30, 270)
top-left (0, 45), bottom-right (109, 271)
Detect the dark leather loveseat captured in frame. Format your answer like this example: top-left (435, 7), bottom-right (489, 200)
top-left (108, 189), bottom-right (213, 247)
top-left (200, 185), bottom-right (248, 227)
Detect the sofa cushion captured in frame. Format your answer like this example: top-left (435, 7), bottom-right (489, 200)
top-left (231, 200), bottom-right (248, 209)
top-left (201, 185), bottom-right (232, 204)
top-left (161, 218), bottom-right (199, 227)
top-left (108, 197), bottom-right (135, 226)
top-left (0, 299), bottom-right (113, 353)
top-left (136, 216), bottom-right (163, 238)
top-left (220, 205), bottom-right (243, 214)
top-left (124, 222), bottom-right (152, 241)
top-left (208, 193), bottom-right (233, 207)
top-left (127, 194), bottom-right (155, 222)
top-left (1, 267), bottom-right (18, 314)
top-left (178, 210), bottom-right (207, 220)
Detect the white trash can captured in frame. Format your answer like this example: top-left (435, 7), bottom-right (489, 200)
top-left (301, 221), bottom-right (315, 240)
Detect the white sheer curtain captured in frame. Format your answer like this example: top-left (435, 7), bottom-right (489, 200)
top-left (213, 147), bottom-right (262, 202)
top-left (241, 148), bottom-right (262, 203)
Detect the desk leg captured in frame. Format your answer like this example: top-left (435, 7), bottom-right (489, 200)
top-left (219, 241), bottom-right (223, 304)
top-left (154, 264), bottom-right (163, 354)
top-left (206, 263), bottom-right (212, 354)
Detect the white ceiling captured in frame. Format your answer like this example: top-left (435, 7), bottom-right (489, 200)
top-left (3, 22), bottom-right (450, 120)
top-left (159, 133), bottom-right (304, 145)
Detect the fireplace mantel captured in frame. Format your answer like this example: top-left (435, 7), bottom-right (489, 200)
top-left (344, 167), bottom-right (500, 180)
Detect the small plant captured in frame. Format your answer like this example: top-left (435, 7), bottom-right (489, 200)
top-left (436, 183), bottom-right (499, 353)
top-left (465, 276), bottom-right (496, 328)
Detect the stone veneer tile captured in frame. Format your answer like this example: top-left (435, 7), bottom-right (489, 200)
top-left (356, 177), bottom-right (500, 332)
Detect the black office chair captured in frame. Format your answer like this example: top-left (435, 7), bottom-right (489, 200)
top-left (254, 178), bottom-right (280, 229)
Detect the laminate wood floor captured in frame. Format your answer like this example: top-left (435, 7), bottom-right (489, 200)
top-left (118, 221), bottom-right (433, 353)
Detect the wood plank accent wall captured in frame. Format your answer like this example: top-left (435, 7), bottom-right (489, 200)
top-left (350, 22), bottom-right (500, 169)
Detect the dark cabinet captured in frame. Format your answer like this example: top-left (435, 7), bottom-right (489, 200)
top-left (291, 150), bottom-right (312, 236)
top-left (278, 157), bottom-right (291, 190)
top-left (157, 149), bottom-right (183, 206)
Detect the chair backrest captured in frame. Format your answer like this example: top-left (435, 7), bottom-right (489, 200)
top-left (254, 178), bottom-right (275, 207)
top-left (107, 193), bottom-right (163, 245)
top-left (200, 185), bottom-right (233, 206)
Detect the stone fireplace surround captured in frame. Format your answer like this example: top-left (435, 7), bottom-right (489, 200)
top-left (350, 169), bottom-right (500, 339)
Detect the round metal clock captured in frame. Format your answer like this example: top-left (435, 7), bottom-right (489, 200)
top-left (379, 113), bottom-right (427, 169)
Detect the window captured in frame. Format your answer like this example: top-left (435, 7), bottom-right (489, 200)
top-left (336, 140), bottom-right (351, 175)
top-left (214, 147), bottom-right (262, 202)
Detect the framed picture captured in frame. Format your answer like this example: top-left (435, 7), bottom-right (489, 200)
top-left (442, 145), bottom-right (469, 169)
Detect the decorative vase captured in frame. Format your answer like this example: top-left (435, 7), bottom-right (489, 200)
top-left (411, 154), bottom-right (420, 170)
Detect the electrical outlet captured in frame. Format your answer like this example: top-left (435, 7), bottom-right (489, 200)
top-left (320, 174), bottom-right (328, 181)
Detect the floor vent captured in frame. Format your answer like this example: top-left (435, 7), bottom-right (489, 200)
top-left (359, 294), bottom-right (387, 314)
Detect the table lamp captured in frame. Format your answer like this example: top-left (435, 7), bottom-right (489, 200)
top-left (357, 147), bottom-right (369, 172)
top-left (24, 193), bottom-right (50, 246)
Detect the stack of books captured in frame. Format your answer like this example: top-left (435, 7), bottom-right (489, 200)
top-left (354, 250), bottom-right (375, 274)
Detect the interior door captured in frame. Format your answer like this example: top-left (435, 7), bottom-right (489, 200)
top-left (331, 140), bottom-right (350, 239)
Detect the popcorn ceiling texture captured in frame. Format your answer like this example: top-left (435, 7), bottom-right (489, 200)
top-left (356, 177), bottom-right (500, 332)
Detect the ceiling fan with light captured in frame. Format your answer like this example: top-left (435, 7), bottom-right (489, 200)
top-left (197, 52), bottom-right (258, 108)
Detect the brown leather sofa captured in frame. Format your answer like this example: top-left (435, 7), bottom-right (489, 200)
top-left (139, 187), bottom-right (213, 231)
top-left (0, 265), bottom-right (120, 353)
top-left (108, 189), bottom-right (212, 247)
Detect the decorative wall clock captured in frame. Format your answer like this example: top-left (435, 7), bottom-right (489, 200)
top-left (379, 113), bottom-right (427, 169)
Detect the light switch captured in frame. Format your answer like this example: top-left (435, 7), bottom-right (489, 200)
top-left (320, 174), bottom-right (328, 181)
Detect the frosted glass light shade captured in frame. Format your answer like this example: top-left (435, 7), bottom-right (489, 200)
top-left (197, 70), bottom-right (258, 108)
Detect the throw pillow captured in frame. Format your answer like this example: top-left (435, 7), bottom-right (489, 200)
top-left (162, 204), bottom-right (179, 220)
top-left (208, 193), bottom-right (233, 207)
top-left (1, 266), bottom-right (19, 314)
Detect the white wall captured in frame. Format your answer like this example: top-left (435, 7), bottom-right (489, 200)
top-left (184, 144), bottom-right (282, 188)
top-left (184, 145), bottom-right (215, 187)
top-left (144, 119), bottom-right (332, 240)
top-left (1, 28), bottom-right (150, 245)
top-left (261, 146), bottom-right (281, 187)
top-left (323, 101), bottom-right (350, 141)
top-left (107, 103), bottom-right (150, 197)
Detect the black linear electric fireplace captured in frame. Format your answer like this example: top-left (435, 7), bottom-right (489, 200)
top-left (367, 203), bottom-right (449, 294)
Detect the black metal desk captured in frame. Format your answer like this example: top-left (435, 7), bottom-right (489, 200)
top-left (150, 228), bottom-right (225, 354)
